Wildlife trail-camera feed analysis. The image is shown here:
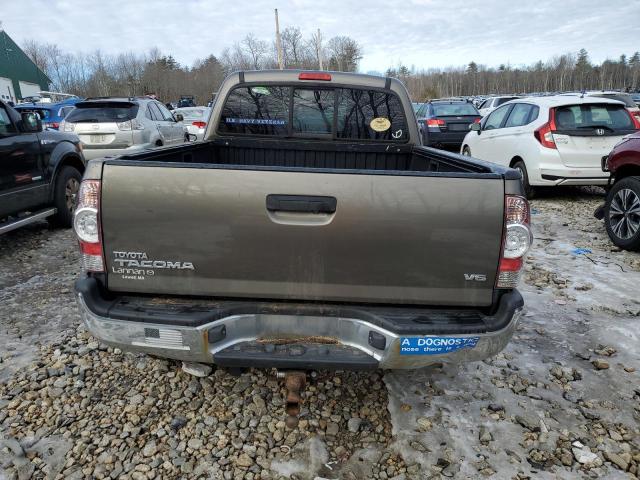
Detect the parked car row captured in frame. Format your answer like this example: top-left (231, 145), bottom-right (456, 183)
top-left (415, 99), bottom-right (481, 149)
top-left (172, 106), bottom-right (212, 141)
top-left (460, 95), bottom-right (639, 192)
top-left (457, 94), bottom-right (640, 249)
top-left (0, 100), bottom-right (85, 233)
top-left (1, 95), bottom-right (213, 234)
top-left (13, 97), bottom-right (81, 130)
top-left (59, 97), bottom-right (190, 160)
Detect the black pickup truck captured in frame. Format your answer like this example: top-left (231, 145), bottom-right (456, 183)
top-left (0, 100), bottom-right (85, 234)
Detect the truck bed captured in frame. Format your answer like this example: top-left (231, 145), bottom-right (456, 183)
top-left (110, 137), bottom-right (502, 175)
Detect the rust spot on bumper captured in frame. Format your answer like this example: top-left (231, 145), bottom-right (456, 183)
top-left (257, 335), bottom-right (339, 346)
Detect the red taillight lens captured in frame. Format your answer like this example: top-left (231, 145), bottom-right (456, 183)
top-left (299, 72), bottom-right (331, 81)
top-left (629, 110), bottom-right (640, 129)
top-left (534, 122), bottom-right (556, 149)
top-left (427, 119), bottom-right (445, 127)
top-left (496, 195), bottom-right (532, 289)
top-left (192, 121), bottom-right (206, 129)
top-left (473, 117), bottom-right (481, 123)
top-left (73, 180), bottom-right (104, 272)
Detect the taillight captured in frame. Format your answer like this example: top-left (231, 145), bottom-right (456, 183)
top-left (496, 195), bottom-right (532, 289)
top-left (629, 110), bottom-right (640, 129)
top-left (473, 117), bottom-right (481, 123)
top-left (426, 119), bottom-right (445, 127)
top-left (192, 121), bottom-right (206, 129)
top-left (534, 108), bottom-right (557, 149)
top-left (299, 72), bottom-right (331, 81)
top-left (73, 180), bottom-right (104, 272)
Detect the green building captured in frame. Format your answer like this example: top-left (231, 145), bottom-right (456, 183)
top-left (0, 29), bottom-right (51, 103)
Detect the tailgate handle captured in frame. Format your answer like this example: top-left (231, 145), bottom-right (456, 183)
top-left (266, 195), bottom-right (337, 214)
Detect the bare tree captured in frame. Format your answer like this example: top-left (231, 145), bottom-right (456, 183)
top-left (242, 34), bottom-right (268, 70)
top-left (326, 36), bottom-right (362, 72)
top-left (280, 27), bottom-right (305, 68)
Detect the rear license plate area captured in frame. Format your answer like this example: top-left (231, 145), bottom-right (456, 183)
top-left (90, 134), bottom-right (108, 143)
top-left (400, 336), bottom-right (479, 355)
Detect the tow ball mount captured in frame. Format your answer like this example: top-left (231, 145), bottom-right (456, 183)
top-left (278, 371), bottom-right (308, 427)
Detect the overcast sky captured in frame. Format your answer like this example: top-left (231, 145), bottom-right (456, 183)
top-left (2, 0), bottom-right (638, 72)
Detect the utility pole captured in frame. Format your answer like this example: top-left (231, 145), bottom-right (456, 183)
top-left (317, 28), bottom-right (323, 71)
top-left (274, 9), bottom-right (284, 70)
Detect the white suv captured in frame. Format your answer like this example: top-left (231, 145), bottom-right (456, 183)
top-left (461, 96), bottom-right (640, 196)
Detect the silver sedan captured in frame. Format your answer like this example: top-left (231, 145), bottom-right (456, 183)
top-left (174, 107), bottom-right (211, 141)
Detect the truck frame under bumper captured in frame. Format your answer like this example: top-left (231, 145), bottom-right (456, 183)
top-left (75, 277), bottom-right (523, 370)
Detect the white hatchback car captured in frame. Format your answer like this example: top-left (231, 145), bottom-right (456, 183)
top-left (461, 96), bottom-right (640, 196)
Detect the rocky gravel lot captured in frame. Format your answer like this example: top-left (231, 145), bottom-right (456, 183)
top-left (1, 187), bottom-right (639, 479)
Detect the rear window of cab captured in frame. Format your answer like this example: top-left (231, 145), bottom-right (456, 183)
top-left (218, 85), bottom-right (409, 142)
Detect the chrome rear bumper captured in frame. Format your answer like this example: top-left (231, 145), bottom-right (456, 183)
top-left (75, 280), bottom-right (523, 370)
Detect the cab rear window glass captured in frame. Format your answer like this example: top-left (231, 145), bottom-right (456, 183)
top-left (555, 104), bottom-right (634, 130)
top-left (292, 89), bottom-right (335, 135)
top-left (218, 85), bottom-right (408, 142)
top-left (66, 103), bottom-right (139, 123)
top-left (219, 86), bottom-right (290, 135)
top-left (337, 89), bottom-right (408, 141)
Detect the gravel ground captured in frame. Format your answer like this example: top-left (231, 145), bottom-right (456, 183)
top-left (1, 187), bottom-right (639, 479)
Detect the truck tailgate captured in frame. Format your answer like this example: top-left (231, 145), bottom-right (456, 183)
top-left (101, 163), bottom-right (504, 307)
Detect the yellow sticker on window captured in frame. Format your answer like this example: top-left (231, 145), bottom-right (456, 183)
top-left (370, 117), bottom-right (391, 132)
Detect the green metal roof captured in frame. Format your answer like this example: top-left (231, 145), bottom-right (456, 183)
top-left (0, 30), bottom-right (52, 99)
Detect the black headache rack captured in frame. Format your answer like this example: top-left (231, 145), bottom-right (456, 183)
top-left (76, 277), bottom-right (523, 335)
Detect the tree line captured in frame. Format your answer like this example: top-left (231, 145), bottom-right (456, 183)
top-left (22, 27), bottom-right (363, 104)
top-left (22, 33), bottom-right (640, 105)
top-left (389, 49), bottom-right (640, 101)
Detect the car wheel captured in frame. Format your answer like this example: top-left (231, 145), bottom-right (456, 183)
top-left (512, 160), bottom-right (536, 199)
top-left (462, 146), bottom-right (471, 156)
top-left (48, 165), bottom-right (82, 228)
top-left (604, 176), bottom-right (640, 251)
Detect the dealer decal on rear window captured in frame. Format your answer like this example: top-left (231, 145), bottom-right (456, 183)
top-left (400, 336), bottom-right (479, 355)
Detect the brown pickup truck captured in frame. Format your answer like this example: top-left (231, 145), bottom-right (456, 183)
top-left (73, 70), bottom-right (530, 371)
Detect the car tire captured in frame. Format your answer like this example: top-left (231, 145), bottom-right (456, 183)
top-left (48, 165), bottom-right (82, 228)
top-left (462, 146), bottom-right (471, 156)
top-left (604, 176), bottom-right (640, 251)
top-left (512, 160), bottom-right (536, 199)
